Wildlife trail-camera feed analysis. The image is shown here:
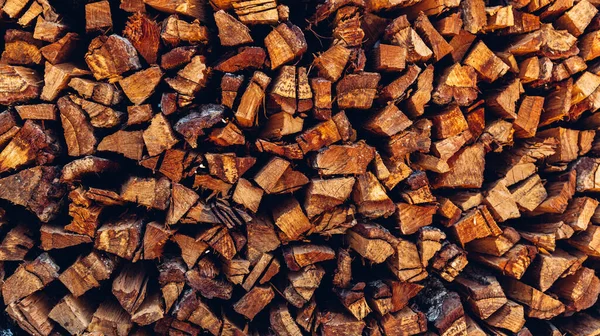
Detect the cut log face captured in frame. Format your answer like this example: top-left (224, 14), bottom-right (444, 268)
top-left (2, 1), bottom-right (600, 335)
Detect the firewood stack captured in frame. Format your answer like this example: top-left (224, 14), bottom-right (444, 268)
top-left (4, 0), bottom-right (600, 334)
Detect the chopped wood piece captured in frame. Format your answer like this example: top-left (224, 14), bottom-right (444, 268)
top-left (233, 286), bottom-right (274, 320)
top-left (95, 215), bottom-right (143, 260)
top-left (0, 166), bottom-right (65, 222)
top-left (485, 300), bottom-right (526, 333)
top-left (347, 223), bottom-right (397, 263)
top-left (432, 64), bottom-right (479, 106)
top-left (514, 96), bottom-right (544, 138)
top-left (353, 172), bottom-right (396, 219)
top-left (40, 225), bottom-right (92, 250)
top-left (313, 141), bottom-right (375, 176)
top-left (235, 71), bottom-right (271, 128)
top-left (387, 239), bottom-right (427, 282)
top-left (432, 143), bottom-right (486, 189)
top-left (501, 277), bottom-right (565, 319)
top-left (48, 294), bottom-right (94, 335)
top-left (119, 66), bottom-right (163, 105)
top-left (2, 253), bottom-right (58, 305)
top-left (59, 251), bottom-right (117, 297)
top-left (364, 104), bottom-right (412, 137)
top-left (464, 41), bottom-right (509, 82)
top-left (0, 64), bottom-right (41, 105)
top-left (272, 197), bottom-right (312, 241)
top-left (414, 277), bottom-right (467, 336)
top-left (455, 265), bottom-right (507, 319)
top-left (471, 244), bottom-right (537, 279)
top-left (33, 16), bottom-right (67, 42)
top-left (144, 0), bottom-right (204, 19)
top-left (85, 34), bottom-right (141, 82)
top-left (337, 72), bottom-right (381, 109)
top-left (121, 176), bottom-right (171, 210)
top-left (395, 203), bottom-right (438, 235)
top-left (264, 22), bottom-right (307, 69)
top-left (87, 299), bottom-right (133, 336)
top-left (283, 244), bottom-right (335, 271)
top-left (414, 12), bottom-right (453, 62)
top-left (85, 1), bottom-right (112, 33)
top-left (143, 113), bottom-right (179, 156)
top-left (486, 78), bottom-right (521, 120)
top-left (98, 130), bottom-right (145, 160)
top-left (214, 10), bottom-right (252, 47)
top-left (123, 13), bottom-right (160, 64)
top-left (6, 292), bottom-right (55, 336)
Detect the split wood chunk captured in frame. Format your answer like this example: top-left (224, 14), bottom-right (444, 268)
top-left (214, 10), bottom-right (252, 47)
top-left (372, 43), bottom-right (406, 72)
top-left (165, 55), bottom-right (209, 96)
top-left (6, 292), bottom-right (55, 336)
top-left (466, 226), bottom-right (521, 257)
top-left (69, 78), bottom-right (123, 106)
top-left (0, 64), bottom-right (41, 105)
top-left (95, 215), bottom-right (143, 260)
top-left (501, 277), bottom-right (565, 319)
top-left (143, 113), bottom-right (179, 156)
top-left (337, 72), bottom-right (381, 109)
top-left (69, 95), bottom-right (123, 128)
top-left (0, 166), bottom-right (65, 222)
top-left (59, 251), bottom-right (117, 297)
top-left (414, 277), bottom-right (467, 336)
top-left (48, 294), bottom-right (94, 335)
top-left (464, 41), bottom-right (510, 82)
top-left (119, 66), bottom-right (163, 105)
top-left (432, 143), bottom-right (486, 189)
top-left (552, 267), bottom-right (600, 315)
top-left (334, 282), bottom-right (372, 320)
top-left (395, 203), bottom-right (437, 235)
top-left (14, 104), bottom-right (56, 120)
top-left (282, 244), bottom-right (335, 271)
top-left (414, 12), bottom-right (453, 62)
top-left (461, 0), bottom-right (486, 33)
top-left (121, 176), bottom-right (171, 210)
top-left (1, 30), bottom-right (42, 66)
top-left (484, 299), bottom-right (526, 333)
top-left (531, 169), bottom-right (576, 214)
top-left (486, 78), bottom-right (522, 120)
top-left (264, 22), bottom-right (307, 69)
top-left (432, 64), bottom-right (478, 107)
top-left (385, 119), bottom-right (432, 158)
top-left (40, 225), bottom-right (92, 250)
top-left (272, 197), bottom-right (312, 241)
top-left (353, 172), bottom-right (396, 219)
top-left (364, 104), bottom-right (412, 137)
top-left (555, 0), bottom-right (597, 37)
top-left (431, 104), bottom-right (468, 139)
top-left (430, 242), bottom-right (469, 281)
top-left (85, 1), bottom-right (112, 33)
top-left (471, 244), bottom-right (537, 279)
top-left (112, 263), bottom-right (148, 314)
top-left (510, 174), bottom-right (547, 212)
top-left (0, 225), bottom-right (35, 261)
top-left (524, 248), bottom-right (580, 291)
top-left (161, 45), bottom-right (197, 70)
top-left (379, 64), bottom-right (421, 102)
top-left (569, 224), bottom-right (600, 256)
top-left (39, 32), bottom-right (78, 64)
top-left (174, 104), bottom-right (225, 146)
top-left (0, 120), bottom-right (59, 174)
top-left (235, 71), bottom-right (271, 128)
top-left (347, 223), bottom-right (397, 263)
top-left (454, 265), bottom-right (507, 319)
top-left (85, 34), bottom-right (141, 82)
top-left (98, 130), bottom-right (145, 160)
top-left (304, 177), bottom-right (354, 218)
top-left (2, 253), bottom-right (58, 305)
top-left (296, 119), bottom-right (341, 153)
top-left (214, 46), bottom-right (266, 72)
top-left (33, 16), bottom-right (68, 43)
top-left (387, 26), bottom-right (433, 63)
top-left (87, 299), bottom-right (133, 336)
top-left (232, 0), bottom-right (278, 25)
top-left (313, 141), bottom-right (375, 176)
top-left (404, 65), bottom-right (434, 117)
top-left (483, 181), bottom-right (520, 222)
top-left (122, 13), bottom-right (160, 64)
top-left (514, 96), bottom-right (544, 138)
top-left (379, 306), bottom-right (427, 335)
top-left (144, 0), bottom-right (205, 19)
top-left (557, 197), bottom-right (599, 231)
top-left (314, 44), bottom-right (351, 82)
top-left (387, 239), bottom-right (427, 282)
top-left (233, 285), bottom-right (274, 320)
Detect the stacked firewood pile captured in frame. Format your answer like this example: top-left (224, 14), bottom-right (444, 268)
top-left (4, 0), bottom-right (600, 334)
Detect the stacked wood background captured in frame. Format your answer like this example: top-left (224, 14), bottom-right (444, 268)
top-left (4, 0), bottom-right (600, 335)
